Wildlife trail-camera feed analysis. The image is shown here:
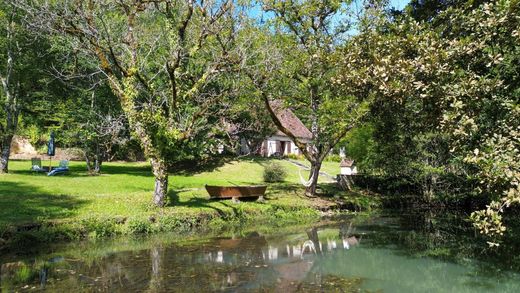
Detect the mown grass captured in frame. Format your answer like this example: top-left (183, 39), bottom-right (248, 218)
top-left (0, 157), bottom-right (350, 247)
top-left (0, 157), bottom-right (339, 224)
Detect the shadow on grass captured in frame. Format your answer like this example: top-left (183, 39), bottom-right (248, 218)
top-left (11, 169), bottom-right (87, 178)
top-left (267, 183), bottom-right (304, 198)
top-left (170, 156), bottom-right (234, 176)
top-left (0, 181), bottom-right (89, 226)
top-left (246, 156), bottom-right (286, 167)
top-left (9, 159), bottom-right (152, 177)
top-left (101, 164), bottom-right (151, 176)
top-left (170, 155), bottom-right (287, 176)
top-left (167, 190), bottom-right (238, 217)
top-left (316, 183), bottom-right (343, 197)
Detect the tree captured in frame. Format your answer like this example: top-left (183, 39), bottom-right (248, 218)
top-left (246, 0), bottom-right (371, 195)
top-left (0, 2), bottom-right (55, 173)
top-left (43, 37), bottom-right (130, 175)
top-left (223, 89), bottom-right (276, 155)
top-left (344, 0), bottom-right (519, 241)
top-left (0, 2), bottom-right (18, 173)
top-left (70, 87), bottom-right (128, 175)
top-left (405, 0), bottom-right (486, 22)
top-left (340, 5), bottom-right (455, 200)
top-left (21, 0), bottom-right (244, 206)
top-left (436, 1), bottom-right (519, 243)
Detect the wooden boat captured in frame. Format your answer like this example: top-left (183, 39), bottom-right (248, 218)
top-left (205, 185), bottom-right (267, 200)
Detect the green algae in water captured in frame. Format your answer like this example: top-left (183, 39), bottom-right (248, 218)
top-left (296, 275), bottom-right (365, 292)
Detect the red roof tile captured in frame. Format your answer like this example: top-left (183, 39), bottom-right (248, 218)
top-left (270, 101), bottom-right (312, 140)
top-left (340, 159), bottom-right (355, 167)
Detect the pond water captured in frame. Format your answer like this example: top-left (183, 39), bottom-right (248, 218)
top-left (2, 213), bottom-right (520, 292)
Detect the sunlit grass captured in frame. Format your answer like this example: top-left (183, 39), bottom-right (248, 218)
top-left (0, 157), bottom-right (339, 226)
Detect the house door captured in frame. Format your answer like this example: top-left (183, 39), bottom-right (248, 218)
top-left (277, 141), bottom-right (284, 155)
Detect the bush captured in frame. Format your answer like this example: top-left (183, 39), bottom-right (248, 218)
top-left (325, 154), bottom-right (342, 162)
top-left (81, 217), bottom-right (118, 238)
top-left (263, 162), bottom-right (287, 182)
top-left (287, 153), bottom-right (304, 160)
top-left (125, 216), bottom-right (153, 234)
top-left (157, 215), bottom-right (197, 233)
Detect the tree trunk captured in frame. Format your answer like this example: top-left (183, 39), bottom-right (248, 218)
top-left (151, 158), bottom-right (168, 207)
top-left (85, 155), bottom-right (103, 175)
top-left (422, 173), bottom-right (438, 202)
top-left (94, 155), bottom-right (102, 174)
top-left (93, 144), bottom-right (102, 174)
top-left (0, 134), bottom-right (13, 174)
top-left (85, 154), bottom-right (92, 173)
top-left (0, 11), bottom-right (18, 174)
top-left (0, 95), bottom-right (19, 174)
top-left (306, 160), bottom-right (322, 196)
top-left (85, 143), bottom-right (104, 175)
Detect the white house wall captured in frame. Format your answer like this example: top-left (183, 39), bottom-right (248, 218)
top-left (241, 134), bottom-right (311, 157)
top-left (263, 136), bottom-right (308, 157)
top-left (292, 142), bottom-right (300, 155)
top-left (267, 140), bottom-right (278, 156)
top-left (341, 167), bottom-right (353, 175)
top-left (340, 166), bottom-right (358, 175)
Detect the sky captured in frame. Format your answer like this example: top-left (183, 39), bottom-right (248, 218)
top-left (390, 0), bottom-right (410, 11)
top-left (247, 0), bottom-right (411, 38)
top-left (248, 0), bottom-right (411, 23)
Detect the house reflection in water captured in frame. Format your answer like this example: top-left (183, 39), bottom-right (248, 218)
top-left (188, 226), bottom-right (362, 290)
top-left (268, 246), bottom-right (278, 260)
top-left (202, 227), bottom-right (361, 264)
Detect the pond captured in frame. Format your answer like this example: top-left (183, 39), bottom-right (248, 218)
top-left (2, 212), bottom-right (520, 292)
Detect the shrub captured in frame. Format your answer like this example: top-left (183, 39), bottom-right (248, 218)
top-left (325, 154), bottom-right (342, 162)
top-left (125, 217), bottom-right (153, 234)
top-left (263, 162), bottom-right (287, 182)
top-left (287, 153), bottom-right (303, 160)
top-left (157, 215), bottom-right (196, 233)
top-left (81, 217), bottom-right (118, 238)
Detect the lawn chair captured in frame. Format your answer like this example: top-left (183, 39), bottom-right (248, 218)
top-left (30, 157), bottom-right (47, 173)
top-left (47, 160), bottom-right (69, 176)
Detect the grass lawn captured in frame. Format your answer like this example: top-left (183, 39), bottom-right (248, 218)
top-left (291, 158), bottom-right (342, 177)
top-left (0, 157), bottom-right (342, 228)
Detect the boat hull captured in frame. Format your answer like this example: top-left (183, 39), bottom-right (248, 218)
top-left (205, 185), bottom-right (267, 199)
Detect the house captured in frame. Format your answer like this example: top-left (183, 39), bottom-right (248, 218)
top-left (259, 104), bottom-right (312, 157)
top-left (340, 158), bottom-right (357, 175)
top-left (231, 101), bottom-right (312, 157)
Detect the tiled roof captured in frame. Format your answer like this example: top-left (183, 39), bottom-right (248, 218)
top-left (340, 159), bottom-right (355, 167)
top-left (270, 101), bottom-right (313, 140)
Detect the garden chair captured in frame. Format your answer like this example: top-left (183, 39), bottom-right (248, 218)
top-left (30, 157), bottom-right (47, 173)
top-left (47, 160), bottom-right (69, 176)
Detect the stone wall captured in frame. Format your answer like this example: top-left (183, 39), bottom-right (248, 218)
top-left (9, 136), bottom-right (83, 160)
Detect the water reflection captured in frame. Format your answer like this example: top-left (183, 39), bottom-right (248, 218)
top-left (2, 215), bottom-right (520, 292)
top-left (201, 230), bottom-right (359, 267)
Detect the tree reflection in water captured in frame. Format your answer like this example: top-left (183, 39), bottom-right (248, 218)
top-left (0, 224), bottom-right (362, 292)
top-left (3, 213), bottom-right (520, 292)
top-left (193, 225), bottom-right (361, 291)
top-left (148, 245), bottom-right (164, 292)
